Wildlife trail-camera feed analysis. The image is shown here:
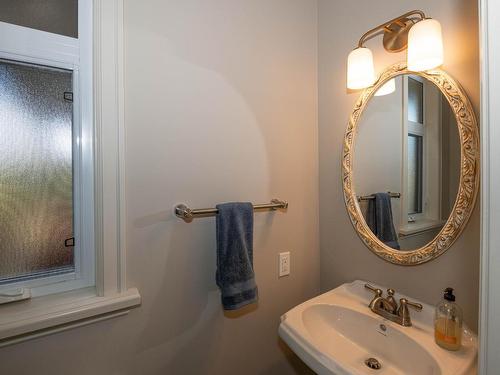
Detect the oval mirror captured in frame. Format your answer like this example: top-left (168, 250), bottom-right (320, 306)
top-left (342, 63), bottom-right (479, 265)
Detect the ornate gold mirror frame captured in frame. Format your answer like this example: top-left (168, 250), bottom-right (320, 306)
top-left (342, 62), bottom-right (479, 265)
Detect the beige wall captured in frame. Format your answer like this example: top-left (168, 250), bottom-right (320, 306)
top-left (0, 1), bottom-right (319, 374)
top-left (442, 102), bottom-right (462, 218)
top-left (319, 0), bottom-right (480, 329)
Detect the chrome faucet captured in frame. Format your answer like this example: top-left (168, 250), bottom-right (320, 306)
top-left (364, 284), bottom-right (423, 327)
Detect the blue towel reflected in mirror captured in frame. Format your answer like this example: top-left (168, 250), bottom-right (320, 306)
top-left (366, 193), bottom-right (400, 250)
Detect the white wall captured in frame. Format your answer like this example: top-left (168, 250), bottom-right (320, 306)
top-left (319, 0), bottom-right (480, 329)
top-left (0, 1), bottom-right (319, 374)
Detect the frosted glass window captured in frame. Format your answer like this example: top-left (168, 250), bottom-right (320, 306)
top-left (408, 77), bottom-right (424, 124)
top-left (408, 134), bottom-right (423, 215)
top-left (0, 59), bottom-right (74, 283)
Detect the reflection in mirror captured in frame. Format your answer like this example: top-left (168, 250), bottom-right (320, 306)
top-left (353, 74), bottom-right (460, 251)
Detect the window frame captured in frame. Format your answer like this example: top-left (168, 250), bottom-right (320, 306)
top-left (407, 133), bottom-right (424, 215)
top-left (402, 75), bottom-right (427, 223)
top-left (0, 4), bottom-right (94, 297)
top-left (0, 0), bottom-right (140, 346)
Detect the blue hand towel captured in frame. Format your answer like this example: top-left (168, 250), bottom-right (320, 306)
top-left (215, 202), bottom-right (258, 310)
top-left (366, 192), bottom-right (400, 250)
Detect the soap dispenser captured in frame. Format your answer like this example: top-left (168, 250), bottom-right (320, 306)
top-left (434, 287), bottom-right (463, 351)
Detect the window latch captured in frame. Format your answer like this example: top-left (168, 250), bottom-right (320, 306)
top-left (63, 92), bottom-right (73, 102)
top-left (0, 288), bottom-right (31, 305)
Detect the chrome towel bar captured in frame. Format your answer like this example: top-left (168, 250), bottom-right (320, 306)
top-left (174, 199), bottom-right (288, 222)
top-left (357, 192), bottom-right (401, 202)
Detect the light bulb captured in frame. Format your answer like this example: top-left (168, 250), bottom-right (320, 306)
top-left (374, 78), bottom-right (396, 96)
top-left (347, 47), bottom-right (376, 90)
top-left (407, 18), bottom-right (443, 71)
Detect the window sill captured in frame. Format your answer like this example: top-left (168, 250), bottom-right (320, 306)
top-left (399, 219), bottom-right (445, 237)
top-left (0, 287), bottom-right (141, 347)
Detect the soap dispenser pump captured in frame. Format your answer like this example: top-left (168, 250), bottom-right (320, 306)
top-left (434, 287), bottom-right (463, 351)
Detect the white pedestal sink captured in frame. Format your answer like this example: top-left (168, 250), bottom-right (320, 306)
top-left (279, 280), bottom-right (477, 375)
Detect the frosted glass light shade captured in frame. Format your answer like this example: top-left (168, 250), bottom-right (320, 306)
top-left (374, 78), bottom-right (396, 96)
top-left (347, 47), bottom-right (376, 89)
top-left (407, 18), bottom-right (443, 71)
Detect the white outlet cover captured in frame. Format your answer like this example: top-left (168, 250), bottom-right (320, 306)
top-left (279, 252), bottom-right (290, 277)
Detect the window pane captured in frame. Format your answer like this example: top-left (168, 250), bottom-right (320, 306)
top-left (0, 0), bottom-right (78, 38)
top-left (0, 59), bottom-right (74, 283)
top-left (408, 134), bottom-right (423, 215)
top-left (408, 77), bottom-right (423, 124)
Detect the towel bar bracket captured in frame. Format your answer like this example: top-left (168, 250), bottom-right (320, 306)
top-left (174, 204), bottom-right (193, 220)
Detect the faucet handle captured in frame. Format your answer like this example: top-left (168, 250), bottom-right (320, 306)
top-left (398, 298), bottom-right (423, 327)
top-left (401, 298), bottom-right (423, 311)
top-left (364, 284), bottom-right (382, 297)
top-left (365, 284), bottom-right (383, 310)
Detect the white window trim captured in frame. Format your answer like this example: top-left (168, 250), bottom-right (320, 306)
top-left (0, 9), bottom-right (94, 297)
top-left (0, 0), bottom-right (140, 346)
top-left (401, 75), bottom-right (427, 223)
top-left (479, 0), bottom-right (500, 373)
top-left (398, 218), bottom-right (446, 237)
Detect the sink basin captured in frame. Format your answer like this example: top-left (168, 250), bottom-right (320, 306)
top-left (302, 304), bottom-right (440, 374)
top-left (279, 280), bottom-right (477, 375)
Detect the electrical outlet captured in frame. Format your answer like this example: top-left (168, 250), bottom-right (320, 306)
top-left (279, 252), bottom-right (290, 277)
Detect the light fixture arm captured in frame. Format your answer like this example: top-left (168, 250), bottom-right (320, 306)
top-left (357, 10), bottom-right (427, 51)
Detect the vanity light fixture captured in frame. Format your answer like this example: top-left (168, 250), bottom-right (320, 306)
top-left (347, 47), bottom-right (376, 90)
top-left (407, 18), bottom-right (443, 71)
top-left (347, 10), bottom-right (443, 90)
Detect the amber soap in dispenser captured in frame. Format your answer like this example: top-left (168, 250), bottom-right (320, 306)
top-left (434, 287), bottom-right (463, 351)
